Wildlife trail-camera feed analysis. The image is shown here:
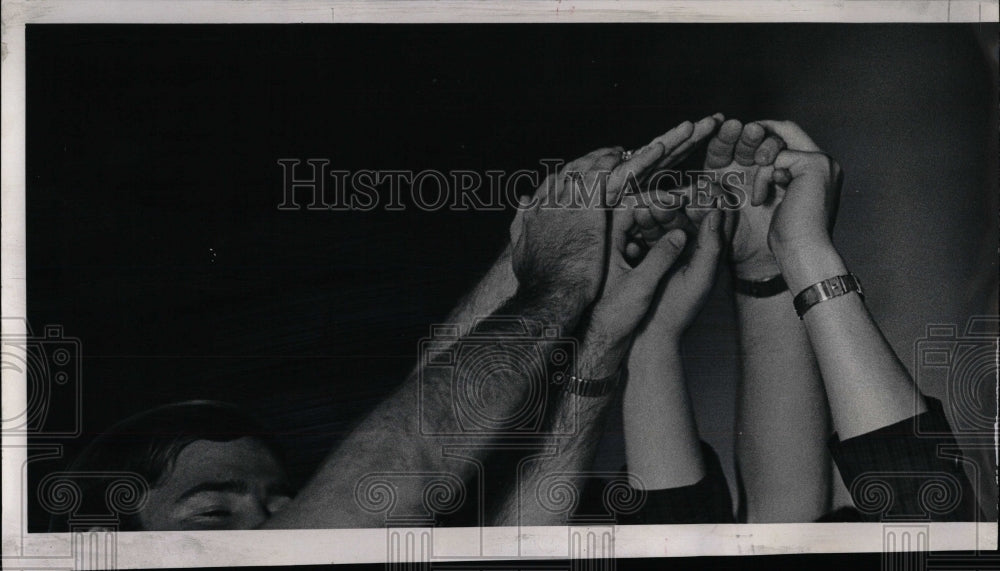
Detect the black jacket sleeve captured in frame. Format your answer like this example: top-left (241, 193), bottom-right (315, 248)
top-left (829, 396), bottom-right (981, 522)
top-left (616, 441), bottom-right (735, 525)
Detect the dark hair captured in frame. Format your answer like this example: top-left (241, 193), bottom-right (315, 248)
top-left (46, 400), bottom-right (283, 531)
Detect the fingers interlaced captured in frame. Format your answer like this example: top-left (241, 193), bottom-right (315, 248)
top-left (756, 120), bottom-right (821, 152)
top-left (622, 189), bottom-right (693, 265)
top-left (755, 135), bottom-right (786, 166)
top-left (556, 116), bottom-right (801, 272)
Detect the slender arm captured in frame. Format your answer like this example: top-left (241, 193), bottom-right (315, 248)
top-left (775, 242), bottom-right (927, 440)
top-left (622, 336), bottom-right (704, 490)
top-left (734, 288), bottom-right (833, 522)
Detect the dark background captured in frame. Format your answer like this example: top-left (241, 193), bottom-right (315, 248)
top-left (25, 24), bottom-right (998, 532)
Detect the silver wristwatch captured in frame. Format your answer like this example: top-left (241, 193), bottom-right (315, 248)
top-left (793, 274), bottom-right (864, 319)
top-left (560, 368), bottom-right (625, 397)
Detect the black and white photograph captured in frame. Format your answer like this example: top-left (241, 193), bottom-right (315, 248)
top-left (2, 1), bottom-right (998, 569)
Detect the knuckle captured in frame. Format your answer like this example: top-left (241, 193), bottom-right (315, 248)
top-left (590, 146), bottom-right (622, 159)
top-left (805, 153), bottom-right (826, 168)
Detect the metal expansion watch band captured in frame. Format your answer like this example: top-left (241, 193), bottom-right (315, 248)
top-left (733, 274), bottom-right (789, 298)
top-left (561, 368), bottom-right (625, 397)
top-left (793, 273), bottom-right (864, 319)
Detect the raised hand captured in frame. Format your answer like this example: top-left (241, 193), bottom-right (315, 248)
top-left (642, 207), bottom-right (729, 340)
top-left (695, 119), bottom-right (787, 280)
top-left (755, 120), bottom-right (842, 265)
top-left (622, 114), bottom-right (726, 264)
top-left (646, 113), bottom-right (725, 172)
top-left (511, 147), bottom-right (624, 313)
top-left (573, 143), bottom-right (706, 377)
top-left (726, 120), bottom-right (838, 523)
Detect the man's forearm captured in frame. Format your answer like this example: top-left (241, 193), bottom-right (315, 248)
top-left (444, 242), bottom-right (517, 325)
top-left (489, 336), bottom-right (628, 527)
top-left (490, 386), bottom-right (618, 526)
top-left (735, 289), bottom-right (832, 522)
top-left (265, 287), bottom-right (585, 529)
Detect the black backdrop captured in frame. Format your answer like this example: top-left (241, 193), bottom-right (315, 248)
top-left (25, 23), bottom-right (998, 533)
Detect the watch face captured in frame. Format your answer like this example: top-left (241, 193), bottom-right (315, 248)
top-left (794, 274), bottom-right (864, 318)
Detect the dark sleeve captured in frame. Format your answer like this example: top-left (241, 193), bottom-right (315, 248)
top-left (829, 396), bottom-right (981, 522)
top-left (617, 441), bottom-right (735, 525)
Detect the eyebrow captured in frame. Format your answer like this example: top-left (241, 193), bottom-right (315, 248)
top-left (175, 479), bottom-right (293, 503)
top-left (175, 480), bottom-right (249, 503)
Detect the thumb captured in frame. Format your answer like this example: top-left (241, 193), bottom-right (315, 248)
top-left (629, 228), bottom-right (687, 293)
top-left (680, 209), bottom-right (724, 290)
top-left (508, 194), bottom-right (532, 244)
top-left (610, 194), bottom-right (640, 252)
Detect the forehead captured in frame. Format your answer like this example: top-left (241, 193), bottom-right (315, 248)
top-left (155, 437), bottom-right (285, 493)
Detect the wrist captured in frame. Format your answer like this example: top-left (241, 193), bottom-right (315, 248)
top-left (577, 329), bottom-right (630, 380)
top-left (772, 239), bottom-right (847, 295)
top-left (732, 253), bottom-right (781, 281)
top-left (633, 322), bottom-right (683, 352)
top-left (512, 282), bottom-right (589, 324)
top-left (627, 334), bottom-right (682, 381)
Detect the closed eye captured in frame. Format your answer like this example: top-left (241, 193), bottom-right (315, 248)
top-left (195, 509), bottom-right (231, 519)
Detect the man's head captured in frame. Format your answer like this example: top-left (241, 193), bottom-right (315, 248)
top-left (49, 401), bottom-right (292, 531)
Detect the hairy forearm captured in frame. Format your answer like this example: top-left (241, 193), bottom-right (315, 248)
top-left (265, 288), bottom-right (584, 529)
top-left (735, 289), bottom-right (832, 522)
top-left (774, 241), bottom-right (927, 441)
top-left (490, 387), bottom-right (618, 526)
top-left (623, 335), bottom-right (704, 490)
top-left (444, 242), bottom-right (518, 325)
top-left (489, 331), bottom-right (632, 526)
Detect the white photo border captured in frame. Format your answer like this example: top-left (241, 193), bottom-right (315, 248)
top-left (3, 1), bottom-right (998, 569)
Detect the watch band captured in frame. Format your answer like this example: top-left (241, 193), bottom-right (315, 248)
top-left (561, 368), bottom-right (625, 397)
top-left (733, 274), bottom-right (789, 298)
top-left (793, 274), bottom-right (864, 319)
